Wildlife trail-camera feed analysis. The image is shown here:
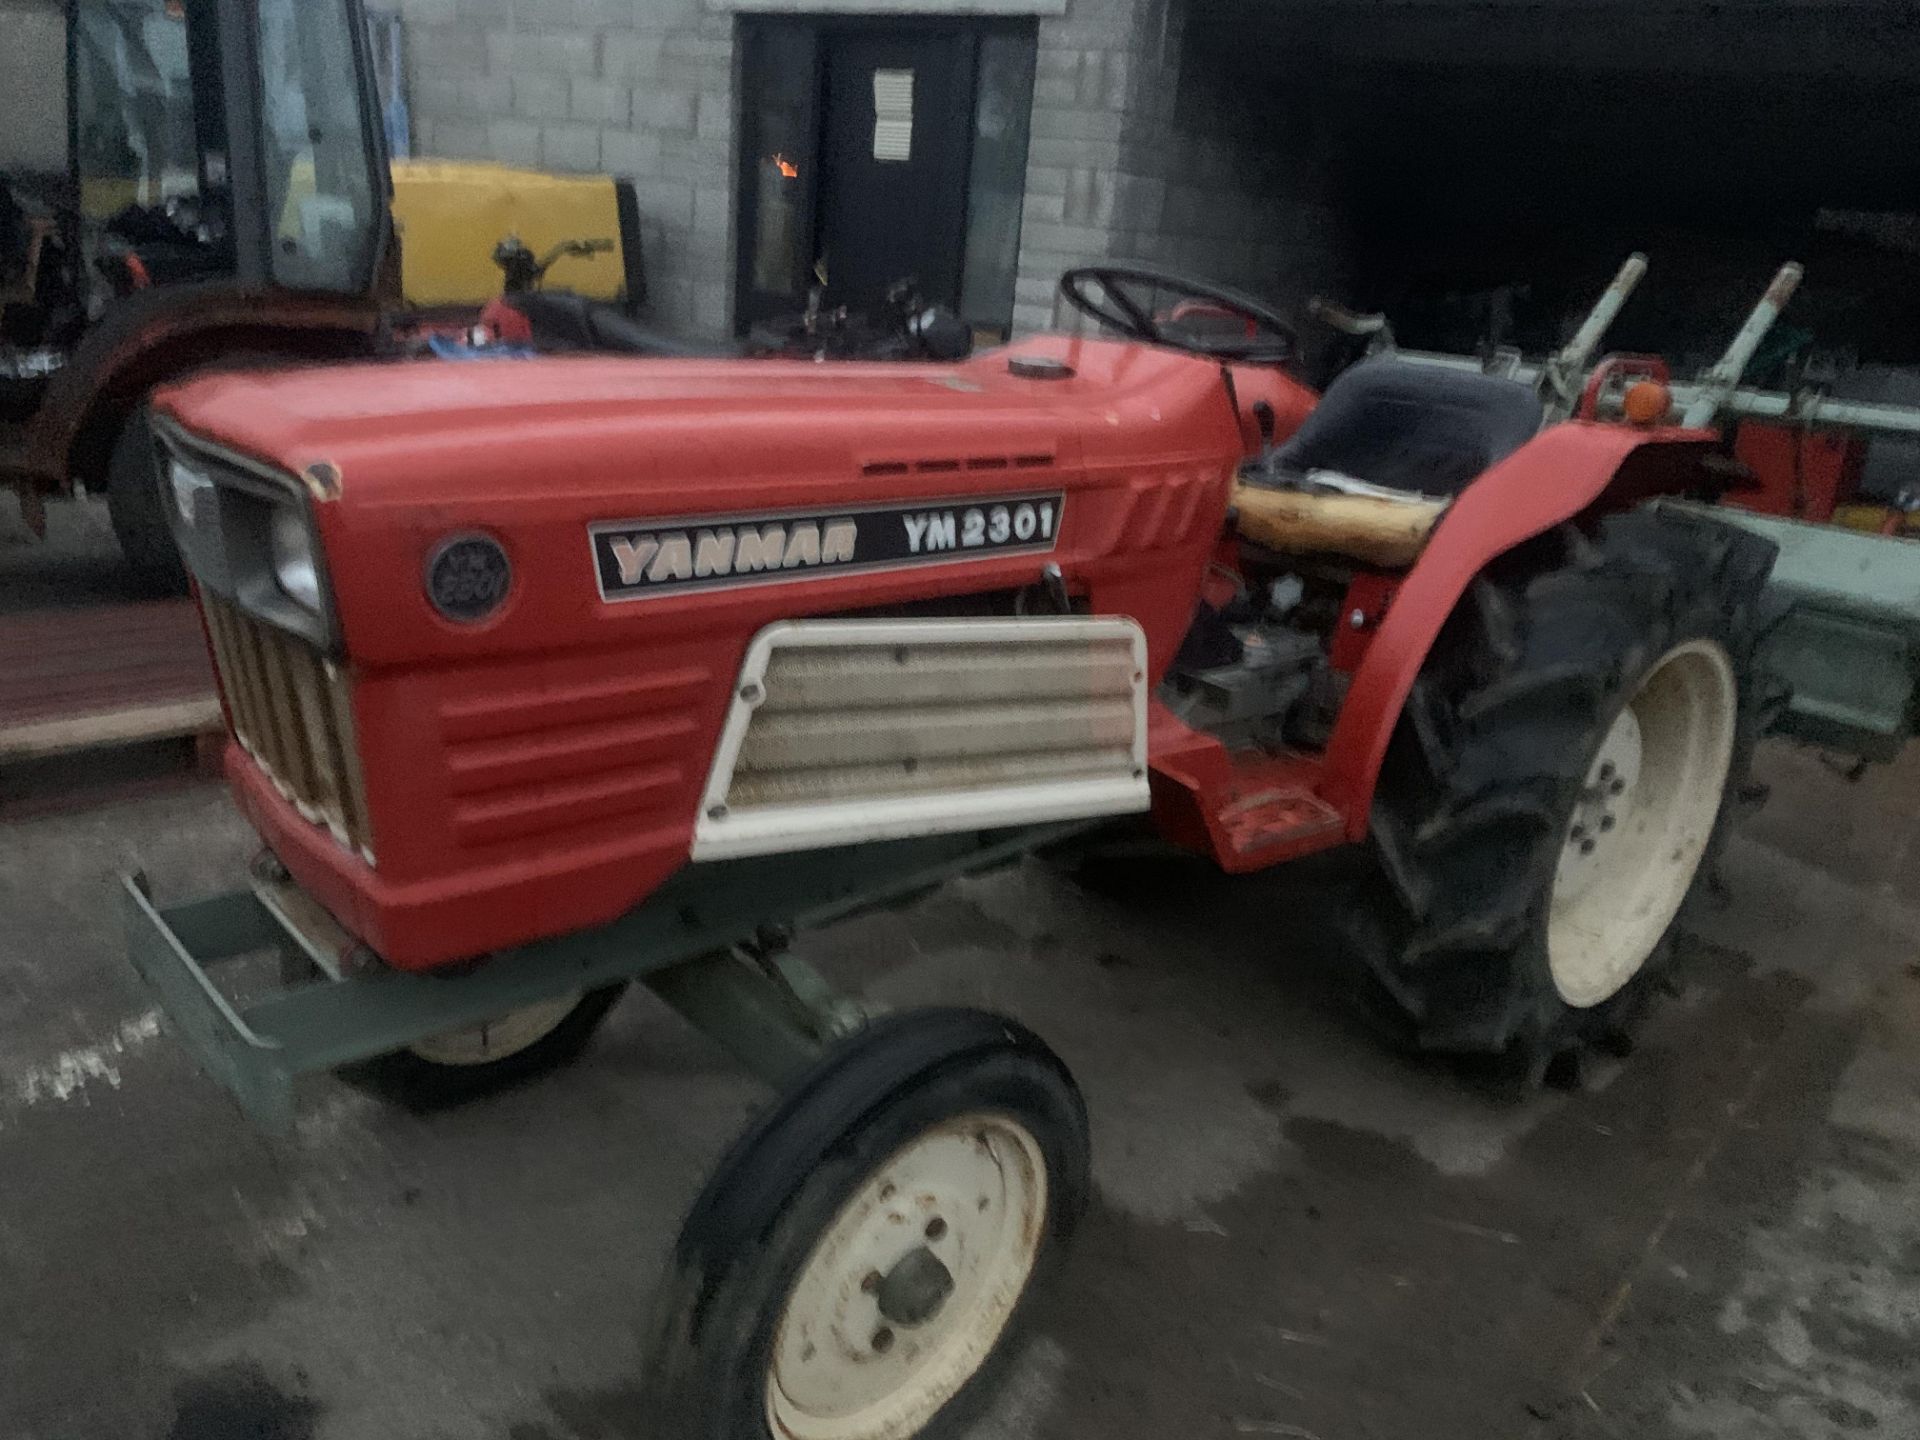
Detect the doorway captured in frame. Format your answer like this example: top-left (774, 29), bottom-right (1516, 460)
top-left (735, 16), bottom-right (1036, 339)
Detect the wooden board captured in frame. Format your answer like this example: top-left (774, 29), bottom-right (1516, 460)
top-left (0, 601), bottom-right (221, 762)
top-left (1232, 481), bottom-right (1446, 568)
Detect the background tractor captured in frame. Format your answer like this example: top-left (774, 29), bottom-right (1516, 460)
top-left (0, 0), bottom-right (644, 591)
top-left (1, 0), bottom-right (392, 590)
top-left (119, 257), bottom-right (1790, 1436)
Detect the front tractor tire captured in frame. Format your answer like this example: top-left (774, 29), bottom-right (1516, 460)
top-left (106, 409), bottom-right (188, 595)
top-left (351, 985), bottom-right (629, 1106)
top-left (643, 1008), bottom-right (1089, 1440)
top-left (1355, 508), bottom-right (1777, 1072)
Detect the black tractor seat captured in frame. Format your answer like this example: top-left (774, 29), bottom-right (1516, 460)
top-left (1264, 357), bottom-right (1543, 498)
top-left (1232, 359), bottom-right (1544, 567)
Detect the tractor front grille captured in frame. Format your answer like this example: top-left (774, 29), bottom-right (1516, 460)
top-left (692, 618), bottom-right (1151, 861)
top-left (199, 594), bottom-right (375, 863)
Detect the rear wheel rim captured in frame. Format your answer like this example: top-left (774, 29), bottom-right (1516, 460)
top-left (407, 993), bottom-right (582, 1066)
top-left (1548, 638), bottom-right (1737, 1008)
top-left (764, 1113), bottom-right (1047, 1440)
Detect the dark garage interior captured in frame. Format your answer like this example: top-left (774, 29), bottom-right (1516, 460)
top-left (1183, 0), bottom-right (1920, 369)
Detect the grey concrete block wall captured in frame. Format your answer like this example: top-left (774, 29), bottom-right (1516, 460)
top-left (397, 0), bottom-right (1344, 340)
top-left (398, 0), bottom-right (735, 336)
top-left (1010, 0), bottom-right (1350, 336)
top-left (0, 0), bottom-right (67, 173)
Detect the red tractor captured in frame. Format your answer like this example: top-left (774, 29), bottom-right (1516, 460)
top-left (122, 265), bottom-right (1774, 1438)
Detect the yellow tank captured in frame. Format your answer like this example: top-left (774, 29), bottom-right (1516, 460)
top-left (387, 159), bottom-right (635, 307)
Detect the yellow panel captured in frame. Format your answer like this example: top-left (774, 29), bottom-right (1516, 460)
top-left (79, 177), bottom-right (143, 220)
top-left (1832, 502), bottom-right (1913, 537)
top-left (388, 159), bottom-right (628, 307)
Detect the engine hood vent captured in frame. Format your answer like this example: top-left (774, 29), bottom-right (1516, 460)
top-left (692, 617), bottom-right (1150, 861)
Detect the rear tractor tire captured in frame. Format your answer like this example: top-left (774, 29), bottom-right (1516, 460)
top-left (1354, 507), bottom-right (1778, 1074)
top-left (642, 1007), bottom-right (1089, 1440)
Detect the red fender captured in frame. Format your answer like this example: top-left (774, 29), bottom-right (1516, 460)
top-left (1318, 420), bottom-right (1717, 836)
top-left (7, 282), bottom-right (381, 495)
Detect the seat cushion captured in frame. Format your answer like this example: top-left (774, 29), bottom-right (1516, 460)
top-left (1272, 358), bottom-right (1542, 497)
top-left (1232, 480), bottom-right (1448, 568)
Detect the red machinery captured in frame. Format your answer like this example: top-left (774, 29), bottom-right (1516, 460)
top-left (123, 266), bottom-right (1775, 1439)
top-left (1365, 256), bottom-right (1920, 764)
top-left (158, 332), bottom-right (1312, 970)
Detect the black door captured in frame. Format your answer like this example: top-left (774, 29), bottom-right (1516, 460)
top-left (734, 19), bottom-right (1034, 333)
top-left (821, 30), bottom-right (975, 318)
top-left (813, 29), bottom-right (974, 315)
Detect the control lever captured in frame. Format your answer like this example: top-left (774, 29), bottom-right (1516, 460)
top-left (1252, 399), bottom-right (1277, 457)
top-left (493, 233), bottom-right (615, 293)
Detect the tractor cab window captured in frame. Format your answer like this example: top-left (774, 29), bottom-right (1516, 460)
top-left (68, 0), bottom-right (231, 296)
top-left (72, 1), bottom-right (199, 213)
top-left (257, 0), bottom-right (380, 293)
top-left (57, 0), bottom-right (232, 311)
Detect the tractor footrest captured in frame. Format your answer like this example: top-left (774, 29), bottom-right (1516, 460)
top-left (1146, 712), bottom-right (1348, 873)
top-left (1215, 786), bottom-right (1344, 859)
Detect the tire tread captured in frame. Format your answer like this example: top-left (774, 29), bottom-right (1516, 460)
top-left (1352, 508), bottom-right (1776, 1065)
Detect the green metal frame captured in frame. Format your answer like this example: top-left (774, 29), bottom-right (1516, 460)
top-left (1669, 501), bottom-right (1920, 760)
top-left (123, 824), bottom-right (1079, 1134)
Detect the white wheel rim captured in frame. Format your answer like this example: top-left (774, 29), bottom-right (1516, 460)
top-left (1548, 638), bottom-right (1737, 1008)
top-left (765, 1113), bottom-right (1048, 1440)
top-left (407, 993), bottom-right (581, 1066)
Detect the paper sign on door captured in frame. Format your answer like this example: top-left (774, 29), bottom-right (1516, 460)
top-left (872, 68), bottom-right (913, 162)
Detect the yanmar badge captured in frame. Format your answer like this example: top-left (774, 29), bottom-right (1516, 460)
top-left (590, 493), bottom-right (1064, 602)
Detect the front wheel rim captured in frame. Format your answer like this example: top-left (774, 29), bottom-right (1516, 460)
top-left (765, 1113), bottom-right (1048, 1440)
top-left (1548, 638), bottom-right (1738, 1008)
top-left (407, 993), bottom-right (582, 1066)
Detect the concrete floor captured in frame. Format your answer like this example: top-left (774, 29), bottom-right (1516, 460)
top-left (0, 495), bottom-right (153, 615)
top-left (2, 503), bottom-right (1919, 1439)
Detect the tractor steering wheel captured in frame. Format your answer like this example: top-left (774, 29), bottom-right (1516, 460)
top-left (1058, 265), bottom-right (1298, 364)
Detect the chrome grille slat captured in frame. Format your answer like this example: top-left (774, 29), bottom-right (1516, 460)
top-left (200, 594), bottom-right (374, 862)
top-left (259, 628), bottom-right (321, 811)
top-left (756, 643), bottom-right (1136, 712)
top-left (322, 658), bottom-right (374, 849)
top-left (726, 745), bottom-right (1137, 809)
top-left (286, 644), bottom-right (346, 840)
top-left (239, 615), bottom-right (294, 773)
top-left (735, 696), bottom-right (1139, 772)
top-left (208, 602), bottom-right (269, 756)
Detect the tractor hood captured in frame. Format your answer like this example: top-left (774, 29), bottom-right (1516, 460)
top-left (154, 335), bottom-right (1235, 508)
top-left (156, 333), bottom-right (1278, 953)
top-left (153, 334), bottom-right (1257, 671)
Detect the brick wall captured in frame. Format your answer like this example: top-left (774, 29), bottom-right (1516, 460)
top-left (397, 0), bottom-right (737, 336)
top-left (397, 0), bottom-right (1347, 340)
top-left (1012, 0), bottom-right (1350, 335)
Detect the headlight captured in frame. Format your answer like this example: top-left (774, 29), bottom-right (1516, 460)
top-left (269, 505), bottom-right (322, 612)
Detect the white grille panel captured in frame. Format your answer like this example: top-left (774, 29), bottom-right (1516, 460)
top-left (754, 645), bottom-right (1132, 710)
top-left (693, 619), bottom-right (1150, 860)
